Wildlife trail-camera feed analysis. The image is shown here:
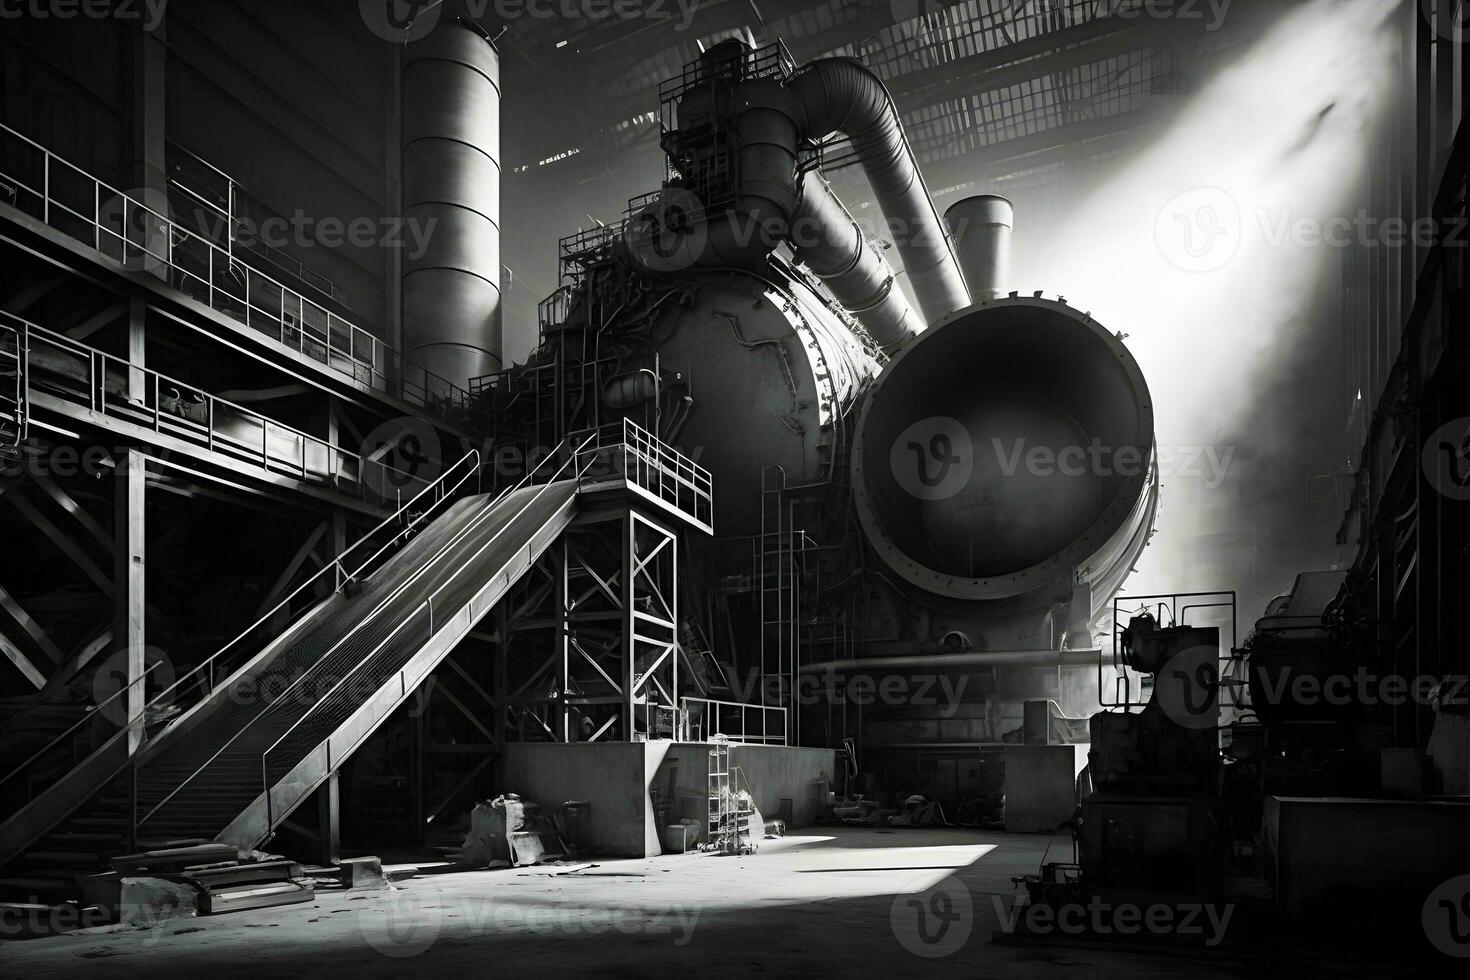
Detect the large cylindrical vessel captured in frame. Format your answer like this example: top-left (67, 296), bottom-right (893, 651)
top-left (851, 295), bottom-right (1157, 613)
top-left (649, 271), bottom-right (879, 535)
top-left (401, 19), bottom-right (502, 390)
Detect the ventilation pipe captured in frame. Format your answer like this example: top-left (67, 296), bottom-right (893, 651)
top-left (786, 59), bottom-right (971, 324)
top-left (401, 19), bottom-right (502, 390)
top-left (790, 171), bottom-right (920, 351)
top-left (630, 44), bottom-right (965, 353)
top-left (944, 195), bottom-right (1013, 302)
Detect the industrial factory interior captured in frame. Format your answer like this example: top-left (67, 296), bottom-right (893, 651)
top-left (0, 0), bottom-right (1467, 975)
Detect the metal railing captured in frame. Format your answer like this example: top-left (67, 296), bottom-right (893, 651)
top-left (4, 312), bottom-right (426, 506)
top-left (1102, 591), bottom-right (1237, 711)
top-left (249, 433), bottom-right (599, 835)
top-left (680, 696), bottom-right (788, 745)
top-left (577, 417), bottom-right (714, 531)
top-left (0, 122), bottom-right (475, 423)
top-left (0, 319), bottom-right (23, 453)
top-left (0, 449), bottom-right (484, 813)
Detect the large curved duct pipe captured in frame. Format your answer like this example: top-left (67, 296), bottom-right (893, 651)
top-left (631, 44), bottom-right (965, 352)
top-left (786, 59), bottom-right (971, 325)
top-left (790, 171), bottom-right (920, 351)
top-left (401, 20), bottom-right (503, 390)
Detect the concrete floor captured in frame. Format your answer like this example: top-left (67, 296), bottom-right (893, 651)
top-left (0, 828), bottom-right (1416, 977)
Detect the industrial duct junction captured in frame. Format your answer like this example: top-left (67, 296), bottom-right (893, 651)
top-left (629, 40), bottom-right (973, 352)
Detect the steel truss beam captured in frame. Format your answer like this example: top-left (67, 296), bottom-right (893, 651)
top-left (495, 505), bottom-right (680, 745)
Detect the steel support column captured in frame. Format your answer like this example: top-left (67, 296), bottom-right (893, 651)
top-left (317, 771), bottom-right (340, 866)
top-left (114, 449), bottom-right (146, 754)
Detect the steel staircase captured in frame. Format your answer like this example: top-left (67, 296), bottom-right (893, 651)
top-left (0, 443), bottom-right (589, 901)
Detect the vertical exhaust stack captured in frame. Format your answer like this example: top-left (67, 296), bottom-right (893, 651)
top-left (401, 19), bottom-right (502, 391)
top-left (945, 195), bottom-right (1013, 302)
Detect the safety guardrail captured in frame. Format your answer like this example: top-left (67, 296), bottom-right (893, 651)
top-left (576, 417), bottom-right (714, 532)
top-left (680, 696), bottom-right (788, 745)
top-left (0, 319), bottom-right (23, 454)
top-left (0, 122), bottom-right (474, 424)
top-left (2, 311), bottom-right (427, 507)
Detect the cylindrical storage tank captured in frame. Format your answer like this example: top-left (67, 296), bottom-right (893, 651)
top-left (401, 20), bottom-right (502, 390)
top-left (851, 296), bottom-right (1155, 605)
top-left (944, 196), bottom-right (1013, 302)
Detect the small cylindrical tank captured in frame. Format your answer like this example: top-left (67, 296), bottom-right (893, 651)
top-left (944, 195), bottom-right (1013, 301)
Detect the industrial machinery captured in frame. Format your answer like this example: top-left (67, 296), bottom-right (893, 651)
top-left (1081, 613), bottom-right (1225, 906)
top-left (476, 40), bottom-right (1160, 783)
top-left (0, 30), bottom-right (1161, 905)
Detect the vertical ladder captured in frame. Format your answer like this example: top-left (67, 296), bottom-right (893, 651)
top-left (756, 467), bottom-right (797, 743)
top-left (0, 321), bottom-right (24, 457)
top-left (707, 741), bottom-right (730, 848)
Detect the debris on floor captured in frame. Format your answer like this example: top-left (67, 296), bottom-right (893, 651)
top-left (458, 794), bottom-right (569, 868)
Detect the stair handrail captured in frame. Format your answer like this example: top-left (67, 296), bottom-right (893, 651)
top-left (130, 446), bottom-right (501, 830)
top-left (254, 432), bottom-right (599, 833)
top-left (140, 432), bottom-right (593, 833)
top-left (0, 448), bottom-right (481, 800)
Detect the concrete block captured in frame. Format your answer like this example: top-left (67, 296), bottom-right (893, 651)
top-left (82, 873), bottom-right (197, 926)
top-left (338, 856), bottom-right (386, 890)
